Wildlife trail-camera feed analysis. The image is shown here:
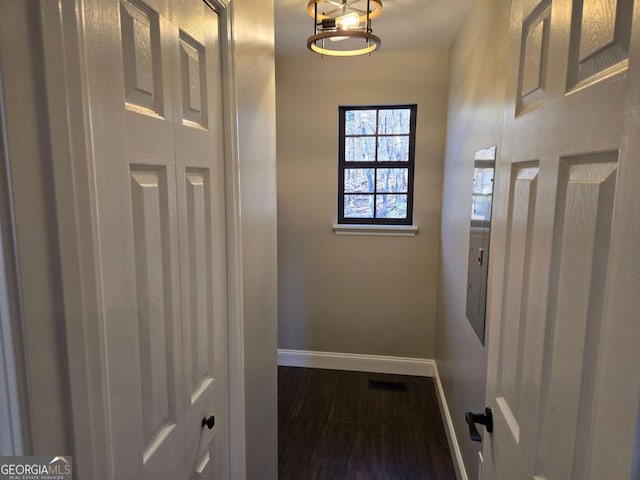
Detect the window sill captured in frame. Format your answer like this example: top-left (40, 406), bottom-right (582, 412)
top-left (332, 224), bottom-right (419, 237)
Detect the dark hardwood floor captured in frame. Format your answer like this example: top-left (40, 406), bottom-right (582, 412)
top-left (278, 367), bottom-right (457, 480)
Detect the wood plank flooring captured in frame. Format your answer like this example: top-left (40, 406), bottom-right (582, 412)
top-left (278, 367), bottom-right (456, 480)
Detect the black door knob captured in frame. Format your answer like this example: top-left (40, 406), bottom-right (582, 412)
top-left (202, 415), bottom-right (215, 430)
top-left (465, 407), bottom-right (493, 442)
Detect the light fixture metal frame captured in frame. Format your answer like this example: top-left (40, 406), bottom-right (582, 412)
top-left (306, 0), bottom-right (383, 57)
top-left (306, 0), bottom-right (383, 23)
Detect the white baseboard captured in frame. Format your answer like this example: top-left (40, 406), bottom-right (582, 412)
top-left (277, 349), bottom-right (434, 377)
top-left (433, 363), bottom-right (469, 480)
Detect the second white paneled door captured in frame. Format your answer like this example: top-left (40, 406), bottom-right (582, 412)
top-left (484, 0), bottom-right (640, 479)
top-left (82, 0), bottom-right (228, 478)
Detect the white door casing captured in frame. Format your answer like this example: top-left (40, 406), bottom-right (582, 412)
top-left (37, 0), bottom-right (231, 478)
top-left (484, 0), bottom-right (640, 479)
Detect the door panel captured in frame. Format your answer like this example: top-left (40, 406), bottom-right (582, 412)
top-left (485, 0), bottom-right (640, 478)
top-left (129, 166), bottom-right (181, 458)
top-left (172, 6), bottom-right (227, 478)
top-left (193, 452), bottom-right (211, 480)
top-left (179, 32), bottom-right (208, 128)
top-left (567, 0), bottom-right (633, 89)
top-left (178, 166), bottom-right (218, 477)
top-left (82, 0), bottom-right (227, 478)
top-left (540, 155), bottom-right (617, 480)
top-left (495, 164), bottom-right (538, 443)
top-left (120, 0), bottom-right (165, 116)
top-left (120, 1), bottom-right (184, 476)
top-left (517, 1), bottom-right (551, 113)
top-left (181, 169), bottom-right (211, 394)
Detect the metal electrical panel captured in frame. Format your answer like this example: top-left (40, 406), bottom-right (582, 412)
top-left (466, 146), bottom-right (496, 345)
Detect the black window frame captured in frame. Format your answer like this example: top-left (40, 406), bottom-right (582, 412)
top-left (338, 104), bottom-right (417, 225)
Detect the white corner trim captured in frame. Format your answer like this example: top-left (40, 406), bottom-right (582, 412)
top-left (332, 224), bottom-right (419, 236)
top-left (277, 349), bottom-right (434, 377)
top-left (433, 363), bottom-right (469, 480)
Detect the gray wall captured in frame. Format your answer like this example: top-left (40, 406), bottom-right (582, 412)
top-left (234, 0), bottom-right (279, 478)
top-left (276, 51), bottom-right (448, 359)
top-left (436, 0), bottom-right (511, 478)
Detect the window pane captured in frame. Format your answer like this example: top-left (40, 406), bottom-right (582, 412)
top-left (376, 168), bottom-right (408, 193)
top-left (344, 195), bottom-right (374, 218)
top-left (377, 136), bottom-right (409, 161)
top-left (473, 168), bottom-right (494, 194)
top-left (472, 195), bottom-right (492, 222)
top-left (344, 168), bottom-right (375, 193)
top-left (345, 110), bottom-right (377, 135)
top-left (378, 109), bottom-right (410, 134)
top-left (375, 194), bottom-right (407, 219)
top-left (346, 137), bottom-right (376, 161)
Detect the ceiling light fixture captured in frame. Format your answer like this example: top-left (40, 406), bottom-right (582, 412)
top-left (306, 0), bottom-right (383, 57)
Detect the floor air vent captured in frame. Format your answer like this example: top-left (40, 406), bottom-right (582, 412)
top-left (368, 379), bottom-right (408, 392)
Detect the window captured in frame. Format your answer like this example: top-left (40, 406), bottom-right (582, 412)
top-left (338, 105), bottom-right (417, 225)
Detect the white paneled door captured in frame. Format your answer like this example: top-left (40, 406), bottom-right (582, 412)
top-left (484, 0), bottom-right (640, 479)
top-left (82, 0), bottom-right (228, 478)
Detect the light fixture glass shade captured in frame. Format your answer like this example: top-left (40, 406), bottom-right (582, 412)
top-left (306, 0), bottom-right (383, 57)
top-left (336, 11), bottom-right (360, 29)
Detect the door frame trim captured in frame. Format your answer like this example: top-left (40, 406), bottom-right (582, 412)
top-left (38, 0), bottom-right (246, 477)
top-left (206, 1), bottom-right (247, 478)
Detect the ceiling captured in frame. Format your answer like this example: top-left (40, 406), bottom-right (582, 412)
top-left (274, 0), bottom-right (475, 57)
